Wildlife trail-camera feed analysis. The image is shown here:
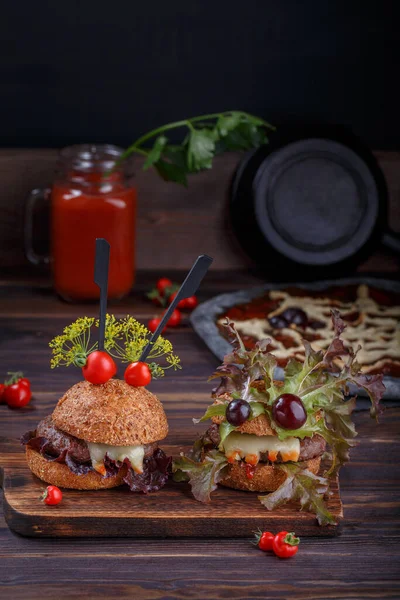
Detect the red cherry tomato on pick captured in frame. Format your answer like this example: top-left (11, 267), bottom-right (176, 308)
top-left (124, 362), bottom-right (152, 387)
top-left (82, 351), bottom-right (117, 385)
top-left (0, 383), bottom-right (6, 404)
top-left (42, 485), bottom-right (63, 505)
top-left (156, 278), bottom-right (173, 296)
top-left (166, 309), bottom-right (181, 327)
top-left (272, 531), bottom-right (300, 558)
top-left (254, 530), bottom-right (275, 551)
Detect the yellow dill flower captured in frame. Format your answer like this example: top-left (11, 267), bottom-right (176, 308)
top-left (49, 317), bottom-right (96, 368)
top-left (49, 313), bottom-right (182, 377)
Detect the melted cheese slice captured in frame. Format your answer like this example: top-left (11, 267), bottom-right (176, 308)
top-left (223, 432), bottom-right (300, 464)
top-left (87, 442), bottom-right (145, 475)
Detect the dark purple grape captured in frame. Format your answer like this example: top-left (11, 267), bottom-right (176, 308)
top-left (226, 399), bottom-right (251, 426)
top-left (281, 307), bottom-right (308, 328)
top-left (272, 393), bottom-right (307, 429)
top-left (269, 315), bottom-right (288, 329)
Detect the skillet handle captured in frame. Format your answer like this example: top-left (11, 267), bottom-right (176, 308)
top-left (382, 229), bottom-right (400, 254)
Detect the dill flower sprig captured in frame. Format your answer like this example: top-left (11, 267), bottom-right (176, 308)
top-left (49, 314), bottom-right (181, 379)
top-left (104, 315), bottom-right (181, 378)
top-left (49, 317), bottom-right (96, 368)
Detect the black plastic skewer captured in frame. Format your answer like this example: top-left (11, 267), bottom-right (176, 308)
top-left (140, 254), bottom-right (213, 362)
top-left (94, 238), bottom-right (110, 351)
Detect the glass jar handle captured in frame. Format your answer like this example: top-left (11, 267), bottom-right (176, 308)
top-left (24, 188), bottom-right (51, 265)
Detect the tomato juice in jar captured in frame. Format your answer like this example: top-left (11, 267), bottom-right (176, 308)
top-left (51, 144), bottom-right (136, 301)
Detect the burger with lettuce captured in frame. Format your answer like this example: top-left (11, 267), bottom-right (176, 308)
top-left (173, 311), bottom-right (384, 524)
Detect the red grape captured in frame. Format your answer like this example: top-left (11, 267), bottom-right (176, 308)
top-left (272, 394), bottom-right (307, 429)
top-left (226, 399), bottom-right (251, 426)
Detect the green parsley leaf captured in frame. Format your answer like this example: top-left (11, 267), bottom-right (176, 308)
top-left (143, 135), bottom-right (168, 169)
top-left (216, 111), bottom-right (243, 136)
top-left (187, 128), bottom-right (216, 171)
top-left (154, 158), bottom-right (188, 186)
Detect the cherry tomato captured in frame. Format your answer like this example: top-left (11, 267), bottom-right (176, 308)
top-left (272, 531), bottom-right (300, 558)
top-left (4, 382), bottom-right (32, 408)
top-left (166, 309), bottom-right (181, 328)
top-left (168, 291), bottom-right (187, 310)
top-left (82, 351), bottom-right (117, 385)
top-left (0, 383), bottom-right (6, 404)
top-left (124, 362), bottom-right (152, 387)
top-left (148, 317), bottom-right (161, 333)
top-left (41, 485), bottom-right (63, 505)
top-left (156, 278), bottom-right (173, 296)
top-left (183, 295), bottom-right (198, 311)
top-left (254, 530), bottom-right (275, 551)
top-left (19, 378), bottom-right (31, 391)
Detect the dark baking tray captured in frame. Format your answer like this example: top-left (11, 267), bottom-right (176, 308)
top-left (191, 277), bottom-right (400, 402)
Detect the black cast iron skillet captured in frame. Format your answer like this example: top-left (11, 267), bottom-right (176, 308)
top-left (230, 126), bottom-right (400, 280)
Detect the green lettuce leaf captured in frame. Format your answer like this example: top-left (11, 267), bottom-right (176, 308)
top-left (258, 462), bottom-right (336, 526)
top-left (172, 450), bottom-right (229, 503)
top-left (193, 402), bottom-right (228, 424)
top-left (250, 402), bottom-right (266, 419)
top-left (218, 421), bottom-right (238, 448)
top-left (216, 319), bottom-right (279, 401)
top-left (316, 397), bottom-right (358, 475)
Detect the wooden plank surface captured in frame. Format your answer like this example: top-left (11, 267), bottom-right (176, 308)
top-left (0, 441), bottom-right (341, 538)
top-left (0, 275), bottom-right (399, 598)
top-left (0, 149), bottom-right (399, 271)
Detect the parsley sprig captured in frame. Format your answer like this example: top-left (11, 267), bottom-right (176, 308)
top-left (120, 111), bottom-right (275, 186)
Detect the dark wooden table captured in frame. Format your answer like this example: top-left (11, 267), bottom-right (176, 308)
top-left (1, 272), bottom-right (399, 600)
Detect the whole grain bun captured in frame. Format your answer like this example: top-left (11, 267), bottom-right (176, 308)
top-left (52, 379), bottom-right (168, 446)
top-left (26, 447), bottom-right (127, 490)
top-left (220, 456), bottom-right (321, 493)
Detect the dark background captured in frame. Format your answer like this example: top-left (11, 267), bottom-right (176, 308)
top-left (1, 1), bottom-right (398, 149)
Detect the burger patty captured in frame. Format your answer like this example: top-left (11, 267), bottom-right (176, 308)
top-left (204, 423), bottom-right (326, 462)
top-left (36, 415), bottom-right (158, 463)
top-left (295, 434), bottom-right (326, 461)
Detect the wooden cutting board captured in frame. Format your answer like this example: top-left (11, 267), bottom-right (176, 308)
top-left (0, 438), bottom-right (342, 538)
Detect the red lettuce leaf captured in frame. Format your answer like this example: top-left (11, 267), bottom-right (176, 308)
top-left (21, 430), bottom-right (92, 475)
top-left (121, 448), bottom-right (171, 493)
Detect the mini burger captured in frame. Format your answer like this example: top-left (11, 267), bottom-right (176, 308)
top-left (22, 379), bottom-right (170, 491)
top-left (22, 379), bottom-right (171, 492)
top-left (21, 314), bottom-right (182, 493)
top-left (173, 312), bottom-right (384, 524)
